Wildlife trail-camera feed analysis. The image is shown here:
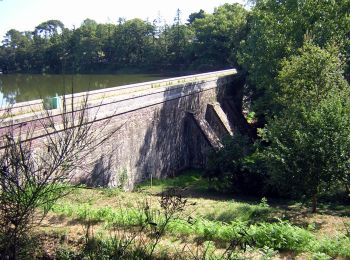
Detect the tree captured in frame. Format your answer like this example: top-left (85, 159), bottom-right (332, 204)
top-left (34, 20), bottom-right (64, 39)
top-left (263, 93), bottom-right (350, 213)
top-left (97, 22), bottom-right (117, 67)
top-left (273, 43), bottom-right (348, 112)
top-left (187, 9), bottom-right (206, 25)
top-left (1, 29), bottom-right (33, 72)
top-left (74, 19), bottom-right (102, 72)
top-left (111, 18), bottom-right (154, 68)
top-left (238, 0), bottom-right (350, 118)
top-left (164, 10), bottom-right (195, 70)
top-left (192, 3), bottom-right (248, 70)
top-left (262, 43), bottom-right (350, 213)
top-left (0, 95), bottom-right (118, 258)
top-left (0, 3), bottom-right (251, 73)
top-left (31, 20), bottom-right (66, 73)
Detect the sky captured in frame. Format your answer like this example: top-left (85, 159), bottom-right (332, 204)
top-left (0, 0), bottom-right (246, 40)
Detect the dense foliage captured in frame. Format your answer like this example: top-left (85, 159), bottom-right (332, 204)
top-left (263, 92), bottom-right (350, 210)
top-left (0, 4), bottom-right (248, 74)
top-left (238, 0), bottom-right (350, 117)
top-left (274, 43), bottom-right (348, 110)
top-left (205, 0), bottom-right (350, 212)
top-left (260, 43), bottom-right (350, 211)
top-left (206, 135), bottom-right (269, 196)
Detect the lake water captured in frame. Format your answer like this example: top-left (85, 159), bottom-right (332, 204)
top-left (0, 73), bottom-right (167, 105)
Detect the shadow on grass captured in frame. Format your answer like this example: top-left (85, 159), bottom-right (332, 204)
top-left (317, 203), bottom-right (350, 217)
top-left (136, 169), bottom-right (350, 228)
top-left (137, 169), bottom-right (265, 203)
top-left (203, 204), bottom-right (272, 224)
top-left (136, 169), bottom-right (276, 223)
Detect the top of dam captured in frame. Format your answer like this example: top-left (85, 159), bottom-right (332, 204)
top-left (0, 69), bottom-right (237, 124)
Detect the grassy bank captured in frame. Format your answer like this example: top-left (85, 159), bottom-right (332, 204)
top-left (34, 170), bottom-right (350, 259)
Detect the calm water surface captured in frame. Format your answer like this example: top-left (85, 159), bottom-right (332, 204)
top-left (0, 74), bottom-right (167, 105)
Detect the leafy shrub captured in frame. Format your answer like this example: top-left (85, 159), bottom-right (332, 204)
top-left (310, 236), bottom-right (350, 258)
top-left (83, 236), bottom-right (150, 259)
top-left (249, 221), bottom-right (314, 251)
top-left (56, 246), bottom-right (80, 260)
top-left (206, 134), bottom-right (268, 196)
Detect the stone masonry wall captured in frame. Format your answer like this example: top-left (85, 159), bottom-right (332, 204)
top-left (0, 70), bottom-right (238, 189)
top-left (79, 83), bottom-right (229, 190)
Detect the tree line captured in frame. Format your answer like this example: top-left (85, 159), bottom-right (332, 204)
top-left (0, 4), bottom-right (248, 74)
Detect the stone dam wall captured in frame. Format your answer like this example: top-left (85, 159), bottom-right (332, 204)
top-left (0, 69), bottom-right (249, 189)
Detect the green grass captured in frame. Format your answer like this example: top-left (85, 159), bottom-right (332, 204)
top-left (51, 201), bottom-right (350, 258)
top-left (202, 198), bottom-right (272, 223)
top-left (47, 170), bottom-right (350, 258)
top-left (136, 170), bottom-right (210, 193)
top-left (51, 203), bottom-right (145, 227)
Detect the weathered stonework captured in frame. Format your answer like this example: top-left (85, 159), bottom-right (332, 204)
top-left (0, 69), bottom-right (246, 189)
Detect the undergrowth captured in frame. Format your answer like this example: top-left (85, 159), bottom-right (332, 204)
top-left (51, 201), bottom-right (350, 258)
top-left (45, 171), bottom-right (350, 258)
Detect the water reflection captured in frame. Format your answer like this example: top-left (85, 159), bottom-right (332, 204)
top-left (0, 73), bottom-right (166, 105)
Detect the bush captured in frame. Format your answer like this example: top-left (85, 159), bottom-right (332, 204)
top-left (311, 236), bottom-right (350, 258)
top-left (249, 221), bottom-right (314, 251)
top-left (206, 134), bottom-right (268, 196)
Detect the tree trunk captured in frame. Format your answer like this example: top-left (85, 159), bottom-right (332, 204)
top-left (345, 184), bottom-right (350, 196)
top-left (312, 194), bottom-right (317, 213)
